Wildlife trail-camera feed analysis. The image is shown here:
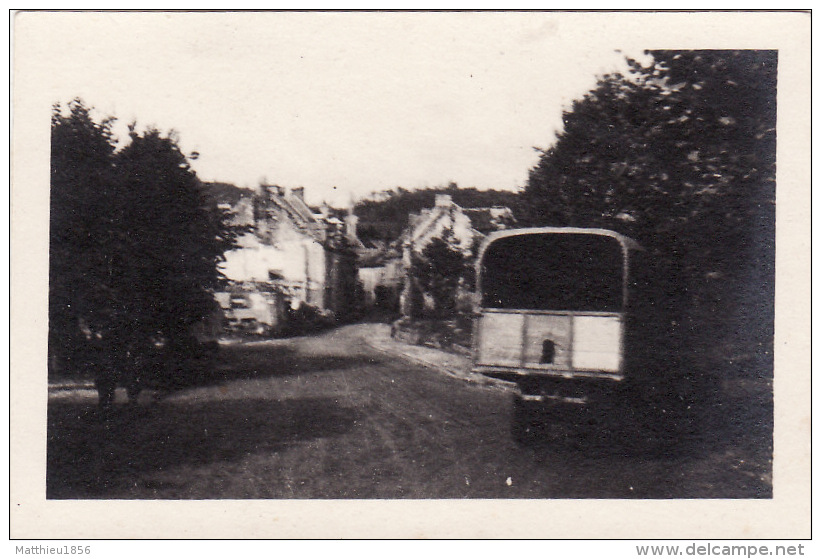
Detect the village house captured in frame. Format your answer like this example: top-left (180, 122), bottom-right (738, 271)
top-left (398, 194), bottom-right (516, 317)
top-left (356, 243), bottom-right (404, 312)
top-left (217, 184), bottom-right (359, 335)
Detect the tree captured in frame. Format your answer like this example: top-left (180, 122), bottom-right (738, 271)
top-left (49, 99), bottom-right (120, 378)
top-left (523, 50), bottom-right (776, 366)
top-left (113, 126), bottom-right (233, 343)
top-left (49, 100), bottom-right (235, 403)
top-left (411, 233), bottom-right (471, 318)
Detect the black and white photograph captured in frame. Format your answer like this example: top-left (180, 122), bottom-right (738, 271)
top-left (10, 10), bottom-right (810, 539)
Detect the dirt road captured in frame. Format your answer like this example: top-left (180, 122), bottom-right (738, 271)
top-left (47, 324), bottom-right (772, 499)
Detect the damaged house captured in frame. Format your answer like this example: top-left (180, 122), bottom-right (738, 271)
top-left (216, 184), bottom-right (359, 335)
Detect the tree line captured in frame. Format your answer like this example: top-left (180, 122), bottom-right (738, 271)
top-left (354, 182), bottom-right (523, 246)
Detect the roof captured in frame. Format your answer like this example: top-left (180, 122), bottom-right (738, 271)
top-left (477, 226), bottom-right (643, 265)
top-left (259, 185), bottom-right (326, 243)
top-left (401, 197), bottom-right (516, 247)
top-left (357, 246), bottom-right (401, 267)
top-left (463, 207), bottom-right (516, 234)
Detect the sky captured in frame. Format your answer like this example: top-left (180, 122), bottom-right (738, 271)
top-left (20, 12), bottom-right (643, 206)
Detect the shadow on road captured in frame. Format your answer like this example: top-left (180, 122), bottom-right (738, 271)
top-left (511, 390), bottom-right (773, 498)
top-left (219, 342), bottom-right (383, 378)
top-left (47, 396), bottom-right (361, 499)
top-left (141, 341), bottom-right (382, 392)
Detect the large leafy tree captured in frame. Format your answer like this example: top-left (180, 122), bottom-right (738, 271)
top-left (49, 100), bottom-right (121, 376)
top-left (523, 50), bottom-right (776, 365)
top-left (114, 126), bottom-right (233, 344)
top-left (49, 99), bottom-right (234, 387)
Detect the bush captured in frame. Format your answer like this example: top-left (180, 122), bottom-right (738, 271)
top-left (285, 302), bottom-right (336, 336)
top-left (391, 313), bottom-right (473, 354)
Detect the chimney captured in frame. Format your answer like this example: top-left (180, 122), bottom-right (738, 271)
top-left (291, 187), bottom-right (305, 201)
top-left (435, 194), bottom-right (452, 207)
top-left (260, 183), bottom-right (284, 198)
top-left (345, 210), bottom-right (359, 243)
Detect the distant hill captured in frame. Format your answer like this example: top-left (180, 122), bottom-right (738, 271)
top-left (354, 185), bottom-right (523, 246)
top-left (200, 181), bottom-right (256, 206)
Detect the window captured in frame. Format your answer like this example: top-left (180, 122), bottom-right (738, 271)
top-left (480, 233), bottom-right (624, 312)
